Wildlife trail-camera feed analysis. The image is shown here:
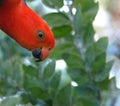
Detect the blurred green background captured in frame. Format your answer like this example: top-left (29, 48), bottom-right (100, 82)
top-left (0, 0), bottom-right (118, 106)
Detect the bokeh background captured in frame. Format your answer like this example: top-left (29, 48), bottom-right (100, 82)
top-left (0, 0), bottom-right (119, 106)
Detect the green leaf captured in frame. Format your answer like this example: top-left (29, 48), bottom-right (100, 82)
top-left (73, 0), bottom-right (97, 13)
top-left (50, 41), bottom-right (79, 60)
top-left (93, 53), bottom-right (106, 73)
top-left (73, 85), bottom-right (100, 106)
top-left (42, 0), bottom-right (64, 8)
top-left (49, 71), bottom-right (61, 97)
top-left (52, 25), bottom-right (72, 38)
top-left (82, 22), bottom-right (94, 47)
top-left (43, 60), bottom-right (55, 79)
top-left (73, 0), bottom-right (81, 6)
top-left (50, 71), bottom-right (61, 89)
top-left (85, 46), bottom-right (95, 71)
top-left (97, 78), bottom-right (110, 90)
top-left (22, 64), bottom-right (51, 100)
top-left (73, 5), bottom-right (81, 34)
top-left (23, 65), bottom-right (45, 90)
top-left (23, 65), bottom-right (39, 78)
top-left (21, 92), bottom-right (36, 105)
top-left (0, 57), bottom-right (23, 95)
top-left (94, 37), bottom-right (108, 56)
top-left (54, 84), bottom-right (72, 106)
top-left (43, 13), bottom-right (70, 28)
top-left (95, 61), bottom-right (113, 82)
top-left (29, 87), bottom-right (49, 99)
top-left (75, 85), bottom-right (99, 104)
top-left (92, 37), bottom-right (109, 82)
top-left (64, 53), bottom-right (84, 70)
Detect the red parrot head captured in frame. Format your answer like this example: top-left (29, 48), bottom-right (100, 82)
top-left (0, 0), bottom-right (55, 61)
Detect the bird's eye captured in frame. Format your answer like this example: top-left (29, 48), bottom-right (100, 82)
top-left (37, 31), bottom-right (45, 39)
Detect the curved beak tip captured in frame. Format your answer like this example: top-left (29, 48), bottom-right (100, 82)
top-left (32, 48), bottom-right (50, 62)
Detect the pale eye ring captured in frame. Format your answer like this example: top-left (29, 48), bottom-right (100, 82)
top-left (37, 30), bottom-right (45, 39)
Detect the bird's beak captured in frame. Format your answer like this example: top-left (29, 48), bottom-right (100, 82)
top-left (32, 47), bottom-right (50, 62)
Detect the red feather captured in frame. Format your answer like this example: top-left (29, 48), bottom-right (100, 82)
top-left (0, 0), bottom-right (55, 61)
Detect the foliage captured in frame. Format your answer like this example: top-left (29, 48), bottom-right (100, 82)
top-left (0, 0), bottom-right (113, 106)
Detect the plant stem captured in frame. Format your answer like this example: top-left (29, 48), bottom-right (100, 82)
top-left (89, 71), bottom-right (101, 105)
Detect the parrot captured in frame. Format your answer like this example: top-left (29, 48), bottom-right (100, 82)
top-left (0, 0), bottom-right (55, 62)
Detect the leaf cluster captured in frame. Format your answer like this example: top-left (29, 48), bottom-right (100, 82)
top-left (0, 0), bottom-right (113, 106)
